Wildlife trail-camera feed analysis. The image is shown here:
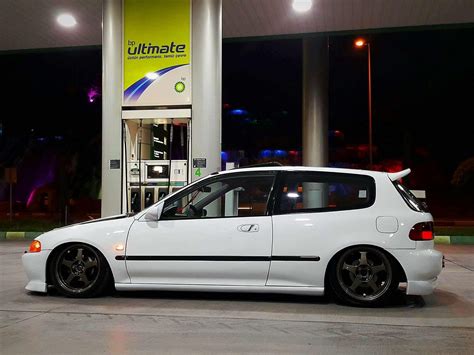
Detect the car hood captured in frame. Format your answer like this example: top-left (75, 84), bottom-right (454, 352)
top-left (49, 213), bottom-right (133, 232)
top-left (36, 214), bottom-right (136, 250)
top-left (78, 213), bottom-right (133, 225)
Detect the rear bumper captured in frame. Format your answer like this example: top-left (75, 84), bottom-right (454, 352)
top-left (22, 250), bottom-right (50, 293)
top-left (390, 248), bottom-right (443, 296)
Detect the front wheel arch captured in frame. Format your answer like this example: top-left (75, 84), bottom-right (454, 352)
top-left (46, 242), bottom-right (115, 291)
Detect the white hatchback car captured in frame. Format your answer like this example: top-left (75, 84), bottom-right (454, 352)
top-left (23, 166), bottom-right (443, 306)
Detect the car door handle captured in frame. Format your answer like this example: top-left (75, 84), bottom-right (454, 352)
top-left (237, 224), bottom-right (259, 233)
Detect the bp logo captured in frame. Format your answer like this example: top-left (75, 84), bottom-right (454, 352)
top-left (174, 81), bottom-right (185, 93)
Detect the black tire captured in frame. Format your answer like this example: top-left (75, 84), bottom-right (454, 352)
top-left (328, 246), bottom-right (399, 307)
top-left (49, 243), bottom-right (111, 298)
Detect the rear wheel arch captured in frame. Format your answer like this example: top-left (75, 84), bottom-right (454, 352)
top-left (325, 244), bottom-right (407, 283)
top-left (324, 244), bottom-right (407, 304)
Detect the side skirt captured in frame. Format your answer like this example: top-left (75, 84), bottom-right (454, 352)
top-left (114, 283), bottom-right (325, 296)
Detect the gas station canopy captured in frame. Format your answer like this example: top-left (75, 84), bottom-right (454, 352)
top-left (1, 0), bottom-right (473, 51)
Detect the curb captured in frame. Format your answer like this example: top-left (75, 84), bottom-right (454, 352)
top-left (0, 232), bottom-right (43, 240)
top-left (435, 235), bottom-right (474, 245)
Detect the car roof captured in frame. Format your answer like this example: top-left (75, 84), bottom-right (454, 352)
top-left (147, 165), bottom-right (396, 214)
top-left (215, 166), bottom-right (391, 178)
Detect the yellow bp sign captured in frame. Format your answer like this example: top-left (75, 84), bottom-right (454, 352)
top-left (123, 0), bottom-right (191, 107)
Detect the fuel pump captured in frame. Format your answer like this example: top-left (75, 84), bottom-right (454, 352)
top-left (122, 111), bottom-right (191, 213)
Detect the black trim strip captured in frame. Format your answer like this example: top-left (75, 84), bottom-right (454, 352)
top-left (272, 256), bottom-right (321, 262)
top-left (116, 256), bottom-right (269, 261)
top-left (115, 255), bottom-right (320, 262)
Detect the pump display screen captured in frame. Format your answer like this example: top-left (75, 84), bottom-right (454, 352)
top-left (146, 164), bottom-right (169, 179)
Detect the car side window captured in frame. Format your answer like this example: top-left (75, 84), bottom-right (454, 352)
top-left (161, 173), bottom-right (276, 220)
top-left (277, 172), bottom-right (375, 214)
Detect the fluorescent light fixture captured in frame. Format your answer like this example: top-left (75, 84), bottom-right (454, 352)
top-left (57, 13), bottom-right (77, 28)
top-left (287, 192), bottom-right (300, 198)
top-left (293, 0), bottom-right (312, 12)
top-left (146, 72), bottom-right (159, 80)
top-left (153, 166), bottom-right (164, 173)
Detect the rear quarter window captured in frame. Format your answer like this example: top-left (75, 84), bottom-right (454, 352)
top-left (276, 172), bottom-right (376, 214)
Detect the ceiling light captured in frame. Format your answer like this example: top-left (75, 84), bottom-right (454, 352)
top-left (293, 0), bottom-right (312, 13)
top-left (57, 13), bottom-right (77, 28)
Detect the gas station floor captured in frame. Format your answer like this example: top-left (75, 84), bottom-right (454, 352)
top-left (1, 242), bottom-right (473, 354)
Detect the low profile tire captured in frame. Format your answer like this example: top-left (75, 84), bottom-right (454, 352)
top-left (328, 246), bottom-right (399, 307)
top-left (49, 243), bottom-right (111, 298)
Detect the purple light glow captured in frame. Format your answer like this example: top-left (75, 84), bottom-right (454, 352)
top-left (26, 188), bottom-right (39, 207)
top-left (24, 158), bottom-right (56, 208)
top-left (87, 87), bottom-right (99, 103)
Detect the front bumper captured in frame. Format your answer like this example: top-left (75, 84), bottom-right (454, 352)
top-left (22, 250), bottom-right (51, 293)
top-left (390, 248), bottom-right (443, 296)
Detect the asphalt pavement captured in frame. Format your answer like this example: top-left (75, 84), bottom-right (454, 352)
top-left (1, 242), bottom-right (473, 354)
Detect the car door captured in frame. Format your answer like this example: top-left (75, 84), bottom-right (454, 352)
top-left (125, 171), bottom-right (276, 286)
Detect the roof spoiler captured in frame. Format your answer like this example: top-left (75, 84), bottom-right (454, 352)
top-left (388, 168), bottom-right (411, 181)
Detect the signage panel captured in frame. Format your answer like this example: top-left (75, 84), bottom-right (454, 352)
top-left (123, 0), bottom-right (191, 107)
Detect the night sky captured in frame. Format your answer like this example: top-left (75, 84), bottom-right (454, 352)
top-left (328, 29), bottom-right (474, 168)
top-left (222, 28), bottom-right (474, 173)
top-left (1, 27), bottom-right (473, 216)
top-left (0, 49), bottom-right (102, 138)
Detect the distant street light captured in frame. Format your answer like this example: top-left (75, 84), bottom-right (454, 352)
top-left (354, 38), bottom-right (373, 169)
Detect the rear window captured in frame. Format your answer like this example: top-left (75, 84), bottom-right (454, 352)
top-left (393, 181), bottom-right (429, 212)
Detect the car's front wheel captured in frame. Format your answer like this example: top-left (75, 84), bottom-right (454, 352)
top-left (49, 243), bottom-right (111, 298)
top-left (329, 246), bottom-right (399, 306)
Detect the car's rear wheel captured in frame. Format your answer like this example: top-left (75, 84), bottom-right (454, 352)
top-left (49, 243), bottom-right (111, 298)
top-left (329, 246), bottom-right (399, 306)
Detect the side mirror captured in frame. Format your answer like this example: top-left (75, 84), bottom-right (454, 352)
top-left (143, 203), bottom-right (163, 221)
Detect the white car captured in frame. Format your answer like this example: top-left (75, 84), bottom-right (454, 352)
top-left (23, 166), bottom-right (443, 306)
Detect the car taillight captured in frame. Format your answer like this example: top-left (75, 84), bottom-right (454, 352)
top-left (409, 222), bottom-right (434, 241)
top-left (29, 240), bottom-right (42, 253)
